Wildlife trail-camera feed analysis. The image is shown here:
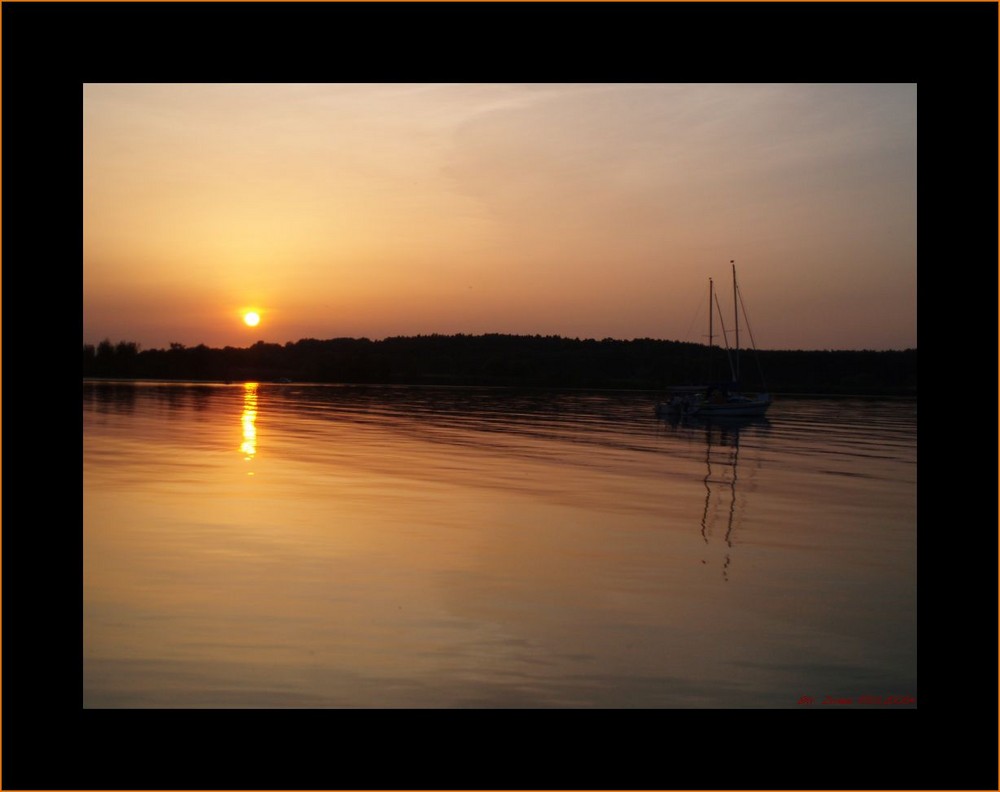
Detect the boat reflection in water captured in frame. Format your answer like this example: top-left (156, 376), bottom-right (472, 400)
top-left (661, 412), bottom-right (771, 581)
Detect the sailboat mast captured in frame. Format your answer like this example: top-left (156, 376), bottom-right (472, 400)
top-left (731, 260), bottom-right (740, 382)
top-left (708, 278), bottom-right (714, 350)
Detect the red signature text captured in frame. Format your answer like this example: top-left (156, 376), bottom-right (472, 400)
top-left (797, 694), bottom-right (916, 706)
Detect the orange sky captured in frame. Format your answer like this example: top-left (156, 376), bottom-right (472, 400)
top-left (83, 83), bottom-right (916, 351)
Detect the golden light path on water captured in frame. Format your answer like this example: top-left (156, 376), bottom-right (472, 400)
top-left (240, 382), bottom-right (258, 462)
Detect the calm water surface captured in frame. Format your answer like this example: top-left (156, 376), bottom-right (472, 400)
top-left (83, 382), bottom-right (916, 708)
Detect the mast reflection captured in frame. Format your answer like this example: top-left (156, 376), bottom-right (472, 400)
top-left (665, 414), bottom-right (769, 580)
top-left (241, 382), bottom-right (259, 461)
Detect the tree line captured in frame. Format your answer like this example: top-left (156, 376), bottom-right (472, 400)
top-left (82, 334), bottom-right (916, 395)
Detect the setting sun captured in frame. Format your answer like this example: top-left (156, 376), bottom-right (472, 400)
top-left (243, 311), bottom-right (260, 327)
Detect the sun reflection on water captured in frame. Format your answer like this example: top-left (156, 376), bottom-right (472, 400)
top-left (240, 382), bottom-right (258, 462)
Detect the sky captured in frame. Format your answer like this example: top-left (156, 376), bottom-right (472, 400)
top-left (83, 83), bottom-right (916, 351)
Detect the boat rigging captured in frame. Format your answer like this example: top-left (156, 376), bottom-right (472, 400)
top-left (656, 262), bottom-right (772, 418)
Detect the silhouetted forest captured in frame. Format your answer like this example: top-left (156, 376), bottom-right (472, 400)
top-left (82, 334), bottom-right (916, 395)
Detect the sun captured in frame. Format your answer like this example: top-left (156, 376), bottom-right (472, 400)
top-left (243, 311), bottom-right (260, 327)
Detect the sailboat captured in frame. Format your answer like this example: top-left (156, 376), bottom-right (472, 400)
top-left (657, 262), bottom-right (772, 418)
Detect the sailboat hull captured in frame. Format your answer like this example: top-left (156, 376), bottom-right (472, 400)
top-left (693, 395), bottom-right (771, 417)
top-left (655, 391), bottom-right (771, 418)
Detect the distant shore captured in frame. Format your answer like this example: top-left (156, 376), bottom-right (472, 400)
top-left (83, 334), bottom-right (917, 396)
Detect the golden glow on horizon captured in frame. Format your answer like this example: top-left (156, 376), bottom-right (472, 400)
top-left (82, 84), bottom-right (917, 351)
top-left (243, 311), bottom-right (261, 328)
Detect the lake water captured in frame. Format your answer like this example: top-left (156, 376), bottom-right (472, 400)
top-left (83, 381), bottom-right (916, 708)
